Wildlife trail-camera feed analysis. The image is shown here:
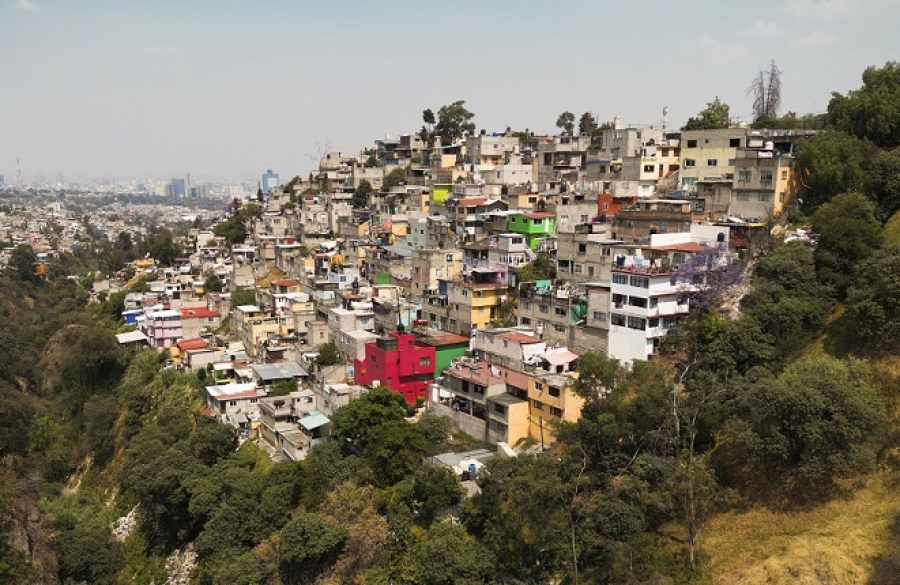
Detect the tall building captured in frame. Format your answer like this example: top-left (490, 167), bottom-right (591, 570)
top-left (169, 178), bottom-right (186, 198)
top-left (262, 169), bottom-right (279, 193)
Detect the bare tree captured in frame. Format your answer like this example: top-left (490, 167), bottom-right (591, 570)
top-left (747, 60), bottom-right (782, 120)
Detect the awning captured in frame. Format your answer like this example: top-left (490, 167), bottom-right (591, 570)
top-left (544, 350), bottom-right (579, 366)
top-left (299, 413), bottom-right (330, 431)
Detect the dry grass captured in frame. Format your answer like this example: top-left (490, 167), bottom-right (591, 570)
top-left (702, 472), bottom-right (900, 584)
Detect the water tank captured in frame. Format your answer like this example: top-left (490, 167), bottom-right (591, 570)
top-left (764, 141), bottom-right (774, 150)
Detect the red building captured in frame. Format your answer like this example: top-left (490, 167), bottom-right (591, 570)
top-left (354, 332), bottom-right (436, 405)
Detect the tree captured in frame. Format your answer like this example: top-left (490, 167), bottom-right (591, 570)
top-left (682, 97), bottom-right (731, 130)
top-left (422, 108), bottom-right (435, 127)
top-left (279, 513), bottom-right (347, 584)
top-left (578, 111), bottom-right (598, 137)
top-left (516, 251), bottom-right (555, 282)
top-left (748, 60), bottom-right (782, 121)
top-left (230, 287), bottom-right (256, 309)
top-left (432, 100), bottom-right (476, 145)
top-left (405, 521), bottom-right (496, 585)
top-left (811, 192), bottom-right (882, 299)
top-left (203, 271), bottom-right (223, 293)
top-left (794, 130), bottom-right (871, 211)
top-left (141, 228), bottom-right (179, 267)
top-left (845, 246), bottom-right (900, 352)
top-left (353, 179), bottom-right (373, 209)
top-left (5, 244), bottom-right (38, 283)
top-left (865, 148), bottom-right (900, 219)
top-left (571, 351), bottom-right (622, 401)
top-left (381, 167), bottom-right (407, 192)
top-left (315, 341), bottom-right (341, 366)
top-left (330, 387), bottom-right (411, 452)
top-left (723, 357), bottom-right (884, 499)
top-left (828, 61), bottom-right (900, 147)
top-left (556, 111), bottom-right (575, 135)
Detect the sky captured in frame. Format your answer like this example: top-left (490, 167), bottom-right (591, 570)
top-left (2, 0), bottom-right (898, 181)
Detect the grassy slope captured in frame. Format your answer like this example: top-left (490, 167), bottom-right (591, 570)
top-left (703, 472), bottom-right (900, 584)
top-left (702, 314), bottom-right (900, 583)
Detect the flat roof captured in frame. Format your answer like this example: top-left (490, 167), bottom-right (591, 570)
top-left (252, 362), bottom-right (308, 381)
top-left (299, 411), bottom-right (330, 430)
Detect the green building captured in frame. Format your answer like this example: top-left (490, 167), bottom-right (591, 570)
top-left (506, 211), bottom-right (557, 250)
top-left (414, 330), bottom-right (470, 377)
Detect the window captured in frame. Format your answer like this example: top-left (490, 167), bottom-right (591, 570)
top-left (555, 307), bottom-right (566, 316)
top-left (549, 386), bottom-right (561, 398)
top-left (781, 170), bottom-right (788, 180)
top-left (613, 293), bottom-right (627, 307)
top-left (729, 138), bottom-right (741, 147)
top-left (588, 266), bottom-right (595, 276)
top-left (494, 403), bottom-right (506, 415)
top-left (446, 254), bottom-right (453, 262)
top-left (550, 406), bottom-right (563, 417)
top-left (736, 194), bottom-right (750, 201)
top-left (578, 244), bottom-right (587, 254)
top-left (628, 296), bottom-right (648, 308)
top-left (644, 164), bottom-right (655, 173)
top-left (760, 171), bottom-right (773, 184)
top-left (613, 273), bottom-right (629, 285)
top-left (728, 158), bottom-right (735, 166)
top-left (532, 400), bottom-right (544, 411)
top-left (779, 191), bottom-right (786, 202)
top-left (535, 382), bottom-right (544, 391)
top-left (683, 158), bottom-right (696, 168)
top-left (528, 196), bottom-right (537, 204)
top-left (539, 304), bottom-right (549, 313)
top-left (627, 316), bottom-right (646, 330)
top-left (687, 139), bottom-right (697, 148)
top-left (611, 313), bottom-right (627, 326)
top-left (554, 324), bottom-right (565, 333)
top-left (707, 159), bottom-right (718, 167)
top-left (533, 219), bottom-right (543, 226)
top-left (662, 316), bottom-right (678, 328)
top-left (521, 317), bottom-right (531, 325)
top-left (649, 297), bottom-right (659, 309)
top-left (581, 214), bottom-right (589, 223)
top-left (738, 170), bottom-right (751, 182)
top-left (522, 301), bottom-right (532, 310)
top-left (419, 357), bottom-right (431, 367)
top-left (593, 311), bottom-right (607, 321)
top-left (758, 193), bottom-right (772, 202)
top-left (229, 400), bottom-right (237, 406)
top-left (649, 318), bottom-right (659, 328)
top-left (574, 264), bottom-right (583, 273)
top-left (629, 276), bottom-right (649, 288)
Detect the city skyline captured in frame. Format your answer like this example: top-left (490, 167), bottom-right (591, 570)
top-left (2, 0), bottom-right (898, 179)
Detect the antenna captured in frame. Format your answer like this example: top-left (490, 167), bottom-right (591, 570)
top-left (662, 107), bottom-right (669, 135)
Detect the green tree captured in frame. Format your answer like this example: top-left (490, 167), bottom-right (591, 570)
top-left (353, 179), bottom-right (373, 209)
top-left (279, 513), bottom-right (347, 584)
top-left (556, 110), bottom-right (575, 135)
top-left (5, 244), bottom-right (38, 283)
top-left (230, 286), bottom-right (256, 309)
top-left (682, 97), bottom-right (731, 130)
top-left (723, 356), bottom-right (884, 500)
top-left (433, 100), bottom-right (476, 145)
top-left (828, 61), bottom-right (900, 147)
top-left (141, 228), bottom-right (179, 267)
top-left (516, 250), bottom-right (555, 282)
top-left (404, 521), bottom-right (495, 585)
top-left (330, 387), bottom-right (411, 452)
top-left (845, 246), bottom-right (900, 353)
top-left (315, 341), bottom-right (341, 366)
top-left (203, 271), bottom-right (223, 293)
top-left (794, 130), bottom-right (871, 211)
top-left (578, 111), bottom-right (598, 137)
top-left (811, 192), bottom-right (882, 299)
top-left (269, 379), bottom-right (297, 396)
top-left (865, 148), bottom-right (900, 219)
top-left (381, 167), bottom-right (407, 192)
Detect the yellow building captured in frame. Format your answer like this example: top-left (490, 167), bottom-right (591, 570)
top-left (527, 372), bottom-right (584, 444)
top-left (447, 281), bottom-right (506, 336)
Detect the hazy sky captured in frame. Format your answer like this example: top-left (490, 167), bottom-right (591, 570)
top-left (2, 0), bottom-right (898, 181)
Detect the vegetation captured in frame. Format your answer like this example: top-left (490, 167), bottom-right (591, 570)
top-left (828, 61), bottom-right (900, 147)
top-left (419, 100), bottom-right (476, 146)
top-left (683, 97), bottom-right (731, 130)
top-left (4, 61), bottom-right (900, 584)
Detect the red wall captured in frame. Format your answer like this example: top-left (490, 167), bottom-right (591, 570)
top-left (354, 332), bottom-right (436, 404)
